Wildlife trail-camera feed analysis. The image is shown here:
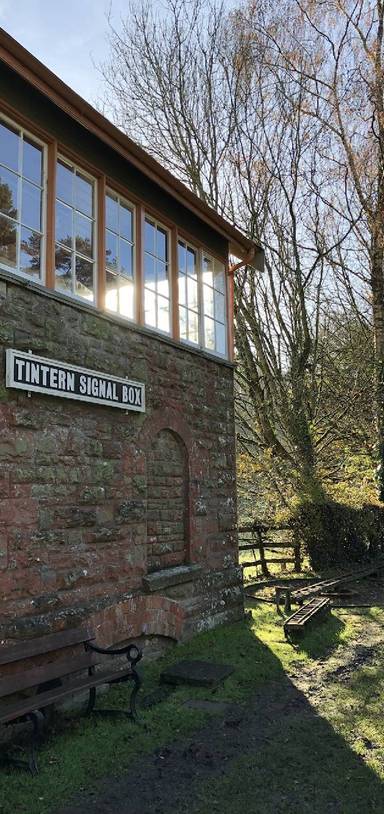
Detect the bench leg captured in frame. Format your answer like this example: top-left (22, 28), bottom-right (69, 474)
top-left (87, 686), bottom-right (97, 716)
top-left (26, 710), bottom-right (44, 775)
top-left (129, 668), bottom-right (142, 720)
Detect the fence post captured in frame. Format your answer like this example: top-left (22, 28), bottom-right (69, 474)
top-left (257, 527), bottom-right (270, 578)
top-left (293, 529), bottom-right (301, 573)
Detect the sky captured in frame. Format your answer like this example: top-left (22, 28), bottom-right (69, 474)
top-left (0, 0), bottom-right (132, 105)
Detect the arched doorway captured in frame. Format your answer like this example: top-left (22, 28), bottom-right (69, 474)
top-left (146, 429), bottom-right (189, 573)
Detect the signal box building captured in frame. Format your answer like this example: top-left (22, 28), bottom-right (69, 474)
top-left (0, 30), bottom-right (262, 649)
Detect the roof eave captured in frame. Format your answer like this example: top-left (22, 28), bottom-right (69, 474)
top-left (0, 28), bottom-right (263, 264)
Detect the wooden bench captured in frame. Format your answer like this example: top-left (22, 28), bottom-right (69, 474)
top-left (283, 597), bottom-right (330, 639)
top-left (0, 626), bottom-right (142, 774)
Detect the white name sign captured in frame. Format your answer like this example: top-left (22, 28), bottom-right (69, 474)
top-left (5, 349), bottom-right (145, 412)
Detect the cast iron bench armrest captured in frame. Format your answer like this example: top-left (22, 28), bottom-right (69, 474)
top-left (1, 627), bottom-right (143, 775)
top-left (86, 641), bottom-right (142, 666)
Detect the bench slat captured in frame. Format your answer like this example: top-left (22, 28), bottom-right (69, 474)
top-left (0, 666), bottom-right (135, 724)
top-left (0, 650), bottom-right (99, 699)
top-left (0, 628), bottom-right (93, 666)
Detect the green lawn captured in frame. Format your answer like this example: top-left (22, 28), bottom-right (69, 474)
top-left (1, 605), bottom-right (384, 814)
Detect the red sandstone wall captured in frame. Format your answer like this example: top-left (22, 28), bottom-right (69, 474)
top-left (0, 278), bottom-right (242, 644)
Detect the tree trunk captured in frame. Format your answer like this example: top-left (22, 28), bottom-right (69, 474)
top-left (371, 237), bottom-right (384, 500)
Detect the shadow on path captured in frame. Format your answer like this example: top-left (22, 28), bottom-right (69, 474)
top-left (56, 624), bottom-right (384, 814)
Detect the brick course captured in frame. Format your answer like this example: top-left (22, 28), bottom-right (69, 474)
top-left (0, 278), bottom-right (243, 645)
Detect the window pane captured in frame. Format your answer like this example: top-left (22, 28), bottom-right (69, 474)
top-left (187, 277), bottom-right (198, 310)
top-left (157, 227), bottom-right (167, 261)
top-left (120, 238), bottom-right (133, 277)
top-left (23, 138), bottom-right (42, 185)
top-left (120, 204), bottom-right (133, 241)
top-left (0, 121), bottom-right (19, 172)
top-left (144, 288), bottom-right (156, 327)
top-left (203, 256), bottom-right (213, 286)
top-left (0, 215), bottom-right (17, 268)
top-left (106, 229), bottom-right (118, 270)
top-left (179, 306), bottom-right (187, 340)
top-left (214, 264), bottom-right (225, 293)
top-left (106, 269), bottom-right (118, 312)
top-left (55, 244), bottom-right (72, 291)
top-left (203, 284), bottom-right (214, 317)
top-left (75, 172), bottom-right (93, 217)
top-left (144, 254), bottom-right (156, 290)
top-left (157, 296), bottom-right (169, 332)
top-left (188, 310), bottom-right (199, 344)
top-left (178, 241), bottom-right (186, 273)
top-left (21, 181), bottom-right (41, 231)
top-left (75, 256), bottom-right (94, 301)
top-left (20, 226), bottom-right (40, 277)
top-left (157, 260), bottom-right (168, 297)
top-left (144, 219), bottom-right (155, 254)
top-left (57, 160), bottom-right (73, 205)
top-left (204, 316), bottom-right (215, 350)
top-left (216, 322), bottom-right (226, 355)
top-left (214, 290), bottom-right (225, 323)
top-left (187, 247), bottom-right (196, 277)
top-left (178, 273), bottom-right (186, 306)
top-left (120, 278), bottom-right (134, 319)
top-left (0, 167), bottom-right (18, 219)
top-left (75, 212), bottom-right (93, 258)
top-left (106, 193), bottom-right (118, 232)
top-left (56, 201), bottom-right (72, 248)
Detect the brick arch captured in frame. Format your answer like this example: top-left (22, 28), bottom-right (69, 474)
top-left (136, 407), bottom-right (207, 480)
top-left (89, 595), bottom-right (185, 646)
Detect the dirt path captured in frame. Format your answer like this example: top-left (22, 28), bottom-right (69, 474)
top-left (56, 611), bottom-right (384, 814)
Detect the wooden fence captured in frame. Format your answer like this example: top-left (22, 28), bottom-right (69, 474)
top-left (238, 523), bottom-right (301, 578)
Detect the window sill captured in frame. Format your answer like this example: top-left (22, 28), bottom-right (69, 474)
top-left (142, 564), bottom-right (202, 593)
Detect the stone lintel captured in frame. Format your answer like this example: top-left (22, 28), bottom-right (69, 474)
top-left (142, 564), bottom-right (202, 593)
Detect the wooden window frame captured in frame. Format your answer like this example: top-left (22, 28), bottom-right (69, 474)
top-left (0, 102), bottom-right (233, 361)
top-left (104, 185), bottom-right (136, 323)
top-left (200, 250), bottom-right (228, 359)
top-left (0, 111), bottom-right (48, 285)
top-left (143, 212), bottom-right (173, 337)
top-left (54, 153), bottom-right (98, 306)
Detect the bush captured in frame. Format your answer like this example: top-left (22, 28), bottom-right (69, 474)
top-left (293, 501), bottom-right (384, 570)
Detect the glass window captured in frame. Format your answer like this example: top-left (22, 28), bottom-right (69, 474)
top-left (104, 190), bottom-right (135, 320)
top-left (202, 254), bottom-right (227, 356)
top-left (178, 240), bottom-right (199, 345)
top-left (55, 158), bottom-right (95, 302)
top-left (0, 117), bottom-right (44, 279)
top-left (144, 217), bottom-right (170, 333)
top-left (177, 242), bottom-right (228, 356)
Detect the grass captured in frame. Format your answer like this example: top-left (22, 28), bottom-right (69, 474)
top-left (0, 604), bottom-right (383, 814)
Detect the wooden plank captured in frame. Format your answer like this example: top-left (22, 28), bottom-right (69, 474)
top-left (239, 542), bottom-right (296, 551)
top-left (292, 561), bottom-right (384, 601)
top-left (284, 598), bottom-right (330, 636)
top-left (171, 225), bottom-right (179, 341)
top-left (0, 628), bottom-right (93, 666)
top-left (96, 174), bottom-right (106, 310)
top-left (45, 138), bottom-right (57, 289)
top-left (135, 204), bottom-right (144, 324)
top-left (0, 650), bottom-right (98, 699)
top-left (0, 665), bottom-right (135, 724)
top-left (241, 558), bottom-right (296, 567)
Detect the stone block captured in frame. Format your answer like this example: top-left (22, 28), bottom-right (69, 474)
top-left (142, 563), bottom-right (202, 593)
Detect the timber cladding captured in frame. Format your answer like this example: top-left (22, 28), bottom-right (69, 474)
top-left (0, 277), bottom-right (242, 643)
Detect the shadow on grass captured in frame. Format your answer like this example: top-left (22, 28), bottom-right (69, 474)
top-left (54, 618), bottom-right (384, 814)
top-left (293, 612), bottom-right (346, 659)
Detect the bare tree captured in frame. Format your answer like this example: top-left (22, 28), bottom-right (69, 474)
top-left (244, 0), bottom-right (384, 498)
top-left (100, 0), bottom-right (374, 505)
